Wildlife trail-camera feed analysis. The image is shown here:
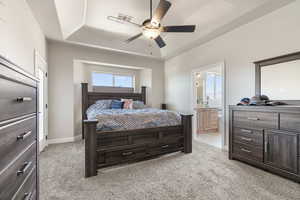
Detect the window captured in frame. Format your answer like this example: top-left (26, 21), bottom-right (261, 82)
top-left (204, 72), bottom-right (222, 107)
top-left (92, 72), bottom-right (134, 88)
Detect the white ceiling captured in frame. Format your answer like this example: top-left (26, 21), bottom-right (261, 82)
top-left (27, 0), bottom-right (294, 59)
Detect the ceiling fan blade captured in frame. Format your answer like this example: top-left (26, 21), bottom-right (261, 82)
top-left (125, 33), bottom-right (143, 43)
top-left (162, 25), bottom-right (196, 32)
top-left (154, 35), bottom-right (166, 48)
top-left (151, 0), bottom-right (172, 26)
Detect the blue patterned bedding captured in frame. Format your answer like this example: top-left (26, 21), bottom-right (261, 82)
top-left (87, 108), bottom-right (181, 131)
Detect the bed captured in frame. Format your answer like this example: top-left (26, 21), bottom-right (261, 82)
top-left (82, 83), bottom-right (192, 178)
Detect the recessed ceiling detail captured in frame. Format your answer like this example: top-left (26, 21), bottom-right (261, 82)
top-left (27, 0), bottom-right (294, 59)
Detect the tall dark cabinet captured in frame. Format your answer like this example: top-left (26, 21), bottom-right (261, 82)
top-left (0, 56), bottom-right (39, 199)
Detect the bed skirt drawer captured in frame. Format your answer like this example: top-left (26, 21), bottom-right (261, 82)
top-left (98, 146), bottom-right (147, 166)
top-left (0, 77), bottom-right (36, 122)
top-left (98, 135), bottom-right (128, 148)
top-left (148, 142), bottom-right (184, 156)
top-left (0, 143), bottom-right (36, 200)
top-left (0, 116), bottom-right (36, 172)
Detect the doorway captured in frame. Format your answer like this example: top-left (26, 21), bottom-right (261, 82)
top-left (35, 52), bottom-right (48, 152)
top-left (192, 62), bottom-right (226, 149)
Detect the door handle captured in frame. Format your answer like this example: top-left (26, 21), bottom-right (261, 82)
top-left (264, 140), bottom-right (268, 153)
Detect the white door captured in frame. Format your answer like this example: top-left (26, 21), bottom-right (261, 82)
top-left (38, 68), bottom-right (48, 151)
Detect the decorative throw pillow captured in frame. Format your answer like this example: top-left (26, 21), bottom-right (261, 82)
top-left (132, 101), bottom-right (147, 109)
top-left (111, 100), bottom-right (124, 109)
top-left (95, 100), bottom-right (112, 109)
top-left (121, 99), bottom-right (133, 109)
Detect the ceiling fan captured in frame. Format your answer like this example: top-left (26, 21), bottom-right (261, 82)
top-left (107, 0), bottom-right (196, 48)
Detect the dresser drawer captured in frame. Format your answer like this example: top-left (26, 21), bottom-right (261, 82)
top-left (12, 168), bottom-right (36, 200)
top-left (233, 142), bottom-right (263, 162)
top-left (280, 113), bottom-right (300, 132)
top-left (0, 143), bottom-right (36, 200)
top-left (0, 116), bottom-right (36, 172)
top-left (233, 127), bottom-right (263, 147)
top-left (0, 78), bottom-right (36, 122)
top-left (233, 111), bottom-right (278, 129)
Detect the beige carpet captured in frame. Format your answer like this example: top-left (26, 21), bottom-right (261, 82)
top-left (40, 140), bottom-right (300, 200)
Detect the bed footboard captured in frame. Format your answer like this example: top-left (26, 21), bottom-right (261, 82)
top-left (84, 114), bottom-right (192, 178)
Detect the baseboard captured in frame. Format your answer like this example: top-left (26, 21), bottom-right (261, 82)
top-left (47, 134), bottom-right (82, 144)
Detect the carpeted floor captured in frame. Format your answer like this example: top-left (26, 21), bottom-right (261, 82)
top-left (40, 140), bottom-right (300, 200)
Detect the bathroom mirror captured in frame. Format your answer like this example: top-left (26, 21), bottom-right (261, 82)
top-left (255, 51), bottom-right (300, 103)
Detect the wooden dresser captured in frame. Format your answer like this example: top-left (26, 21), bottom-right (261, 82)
top-left (0, 56), bottom-right (39, 199)
top-left (229, 105), bottom-right (300, 182)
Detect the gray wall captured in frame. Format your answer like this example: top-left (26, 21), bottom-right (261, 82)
top-left (48, 40), bottom-right (165, 140)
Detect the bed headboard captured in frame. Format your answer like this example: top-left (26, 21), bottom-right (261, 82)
top-left (81, 83), bottom-right (146, 120)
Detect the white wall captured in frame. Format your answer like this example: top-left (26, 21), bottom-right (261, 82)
top-left (48, 40), bottom-right (164, 140)
top-left (0, 0), bottom-right (46, 75)
top-left (165, 1), bottom-right (300, 146)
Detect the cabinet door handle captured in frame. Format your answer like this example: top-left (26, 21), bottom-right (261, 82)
top-left (17, 161), bottom-right (32, 176)
top-left (17, 131), bottom-right (32, 140)
top-left (240, 137), bottom-right (252, 142)
top-left (265, 140), bottom-right (268, 153)
top-left (161, 145), bottom-right (169, 149)
top-left (241, 148), bottom-right (251, 153)
top-left (24, 192), bottom-right (32, 200)
top-left (247, 117), bottom-right (260, 121)
top-left (16, 97), bottom-right (32, 102)
top-left (122, 152), bottom-right (133, 156)
top-left (240, 129), bottom-right (252, 133)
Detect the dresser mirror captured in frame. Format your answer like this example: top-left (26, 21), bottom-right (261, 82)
top-left (255, 51), bottom-right (300, 104)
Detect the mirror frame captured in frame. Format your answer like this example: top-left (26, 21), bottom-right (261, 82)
top-left (254, 51), bottom-right (300, 104)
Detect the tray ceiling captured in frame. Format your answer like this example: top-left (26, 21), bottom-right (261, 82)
top-left (27, 0), bottom-right (294, 59)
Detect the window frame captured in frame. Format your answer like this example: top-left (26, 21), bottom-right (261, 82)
top-left (204, 72), bottom-right (221, 100)
top-left (91, 71), bottom-right (136, 89)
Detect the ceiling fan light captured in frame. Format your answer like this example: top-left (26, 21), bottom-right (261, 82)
top-left (142, 28), bottom-right (160, 39)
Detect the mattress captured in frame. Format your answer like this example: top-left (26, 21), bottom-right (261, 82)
top-left (87, 108), bottom-right (181, 131)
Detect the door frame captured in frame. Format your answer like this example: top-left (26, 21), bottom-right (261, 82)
top-left (191, 62), bottom-right (227, 149)
top-left (35, 50), bottom-right (48, 152)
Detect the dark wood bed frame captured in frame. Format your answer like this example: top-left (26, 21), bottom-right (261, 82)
top-left (82, 83), bottom-right (192, 178)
